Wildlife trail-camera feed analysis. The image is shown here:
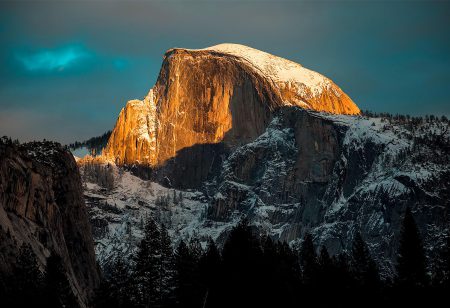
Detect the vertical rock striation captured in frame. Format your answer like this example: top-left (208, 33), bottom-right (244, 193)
top-left (0, 139), bottom-right (100, 307)
top-left (102, 43), bottom-right (360, 168)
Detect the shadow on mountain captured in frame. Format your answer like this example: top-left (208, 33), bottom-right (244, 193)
top-left (129, 142), bottom-right (230, 189)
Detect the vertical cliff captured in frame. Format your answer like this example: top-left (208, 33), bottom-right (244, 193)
top-left (102, 43), bottom-right (360, 168)
top-left (103, 91), bottom-right (157, 165)
top-left (0, 138), bottom-right (100, 307)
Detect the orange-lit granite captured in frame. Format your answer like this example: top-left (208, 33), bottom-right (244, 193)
top-left (102, 44), bottom-right (360, 166)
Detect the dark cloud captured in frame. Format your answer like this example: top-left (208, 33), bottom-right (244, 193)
top-left (0, 0), bottom-right (449, 143)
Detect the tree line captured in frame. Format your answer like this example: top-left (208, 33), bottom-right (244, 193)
top-left (68, 130), bottom-right (112, 156)
top-left (93, 208), bottom-right (450, 308)
top-left (361, 110), bottom-right (449, 124)
top-left (1, 207), bottom-right (449, 307)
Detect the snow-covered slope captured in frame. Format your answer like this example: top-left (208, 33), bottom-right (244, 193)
top-left (200, 43), bottom-right (337, 100)
top-left (81, 164), bottom-right (238, 269)
top-left (81, 110), bottom-right (449, 276)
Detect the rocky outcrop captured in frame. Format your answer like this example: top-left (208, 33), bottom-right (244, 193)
top-left (210, 108), bottom-right (342, 220)
top-left (0, 139), bottom-right (100, 307)
top-left (103, 93), bottom-right (157, 165)
top-left (102, 43), bottom-right (359, 168)
top-left (206, 109), bottom-right (449, 273)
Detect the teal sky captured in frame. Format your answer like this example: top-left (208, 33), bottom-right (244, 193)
top-left (0, 0), bottom-right (449, 143)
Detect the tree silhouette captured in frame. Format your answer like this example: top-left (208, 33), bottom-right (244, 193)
top-left (159, 224), bottom-right (176, 307)
top-left (299, 232), bottom-right (318, 287)
top-left (433, 229), bottom-right (450, 287)
top-left (133, 217), bottom-right (161, 307)
top-left (199, 238), bottom-right (222, 308)
top-left (351, 232), bottom-right (380, 289)
top-left (221, 219), bottom-right (264, 308)
top-left (396, 208), bottom-right (428, 288)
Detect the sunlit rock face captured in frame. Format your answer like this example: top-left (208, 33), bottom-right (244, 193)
top-left (103, 92), bottom-right (157, 165)
top-left (102, 43), bottom-right (360, 167)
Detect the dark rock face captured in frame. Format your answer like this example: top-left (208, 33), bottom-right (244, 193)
top-left (204, 108), bottom-right (449, 274)
top-left (0, 139), bottom-right (100, 307)
top-left (83, 107), bottom-right (449, 277)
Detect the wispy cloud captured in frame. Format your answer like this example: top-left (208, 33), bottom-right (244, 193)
top-left (15, 44), bottom-right (92, 72)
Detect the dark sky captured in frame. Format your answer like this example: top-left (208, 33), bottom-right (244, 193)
top-left (1, 0), bottom-right (449, 143)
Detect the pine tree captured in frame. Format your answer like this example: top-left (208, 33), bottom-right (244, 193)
top-left (224, 219), bottom-right (266, 307)
top-left (274, 240), bottom-right (301, 306)
top-left (316, 246), bottom-right (338, 306)
top-left (109, 256), bottom-right (134, 307)
top-left (199, 238), bottom-right (221, 307)
top-left (173, 190), bottom-right (178, 205)
top-left (299, 232), bottom-right (318, 287)
top-left (318, 245), bottom-right (331, 264)
top-left (318, 245), bottom-right (333, 282)
top-left (178, 192), bottom-right (183, 206)
top-left (133, 217), bottom-right (161, 307)
top-left (189, 236), bottom-right (203, 262)
top-left (351, 232), bottom-right (380, 288)
top-left (175, 240), bottom-right (202, 308)
top-left (159, 224), bottom-right (175, 307)
top-left (433, 230), bottom-right (450, 287)
top-left (200, 238), bottom-right (222, 289)
top-left (396, 208), bottom-right (428, 287)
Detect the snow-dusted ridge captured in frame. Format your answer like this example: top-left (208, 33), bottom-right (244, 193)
top-left (175, 43), bottom-right (337, 100)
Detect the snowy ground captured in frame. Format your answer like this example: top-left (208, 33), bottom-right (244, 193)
top-left (82, 165), bottom-right (239, 268)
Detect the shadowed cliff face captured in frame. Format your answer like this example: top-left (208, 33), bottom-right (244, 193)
top-left (102, 44), bottom-right (360, 167)
top-left (0, 140), bottom-right (100, 307)
top-left (209, 107), bottom-right (343, 222)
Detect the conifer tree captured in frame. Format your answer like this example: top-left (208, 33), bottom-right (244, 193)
top-left (433, 230), bottom-right (450, 287)
top-left (331, 252), bottom-right (356, 306)
top-left (108, 256), bottom-right (134, 307)
top-left (200, 238), bottom-right (221, 286)
top-left (221, 219), bottom-right (264, 307)
top-left (133, 217), bottom-right (161, 307)
top-left (351, 232), bottom-right (380, 288)
top-left (318, 245), bottom-right (333, 281)
top-left (396, 208), bottom-right (428, 287)
top-left (439, 231), bottom-right (450, 287)
top-left (199, 237), bottom-right (222, 307)
top-left (299, 232), bottom-right (318, 286)
top-left (159, 224), bottom-right (175, 307)
top-left (175, 240), bottom-right (201, 308)
top-left (316, 246), bottom-right (338, 306)
top-left (274, 240), bottom-right (301, 306)
top-left (189, 236), bottom-right (203, 262)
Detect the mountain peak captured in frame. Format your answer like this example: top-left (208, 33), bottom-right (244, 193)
top-left (166, 43), bottom-right (360, 114)
top-left (103, 44), bottom-right (360, 166)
